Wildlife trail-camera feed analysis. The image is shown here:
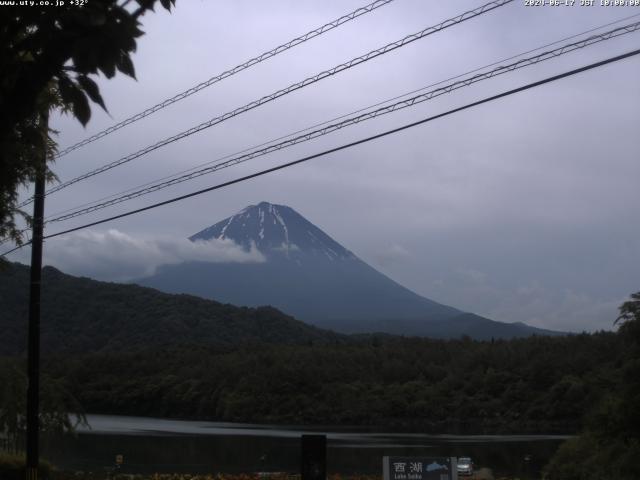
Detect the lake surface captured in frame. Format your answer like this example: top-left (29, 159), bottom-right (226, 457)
top-left (42, 414), bottom-right (570, 478)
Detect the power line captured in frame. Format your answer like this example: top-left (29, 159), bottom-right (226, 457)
top-left (44, 20), bottom-right (640, 224)
top-left (13, 48), bottom-right (634, 247)
top-left (3, 47), bottom-right (638, 257)
top-left (54, 0), bottom-right (397, 159)
top-left (44, 12), bottom-right (640, 221)
top-left (0, 230), bottom-right (27, 248)
top-left (19, 0), bottom-right (513, 207)
top-left (1, 243), bottom-right (26, 257)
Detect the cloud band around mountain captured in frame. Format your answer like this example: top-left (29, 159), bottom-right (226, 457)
top-left (10, 229), bottom-right (265, 282)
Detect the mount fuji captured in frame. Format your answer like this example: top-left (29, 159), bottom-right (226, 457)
top-left (137, 202), bottom-right (558, 339)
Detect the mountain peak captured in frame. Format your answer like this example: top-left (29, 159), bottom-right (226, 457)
top-left (140, 203), bottom-right (561, 339)
top-left (189, 202), bottom-right (354, 261)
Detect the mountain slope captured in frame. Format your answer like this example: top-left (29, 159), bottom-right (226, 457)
top-left (0, 262), bottom-right (344, 356)
top-left (139, 202), bottom-right (559, 339)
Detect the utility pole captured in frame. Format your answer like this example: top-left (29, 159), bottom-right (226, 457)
top-left (25, 115), bottom-right (47, 480)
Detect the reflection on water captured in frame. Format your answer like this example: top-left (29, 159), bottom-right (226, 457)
top-left (42, 414), bottom-right (569, 478)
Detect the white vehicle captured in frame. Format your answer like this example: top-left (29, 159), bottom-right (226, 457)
top-left (457, 457), bottom-right (474, 476)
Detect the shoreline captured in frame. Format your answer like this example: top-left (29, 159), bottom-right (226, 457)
top-left (75, 413), bottom-right (575, 441)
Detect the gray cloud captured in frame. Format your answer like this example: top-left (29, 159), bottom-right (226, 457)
top-left (411, 265), bottom-right (625, 333)
top-left (375, 243), bottom-right (411, 267)
top-left (9, 0), bottom-right (639, 332)
top-left (487, 286), bottom-right (625, 333)
top-left (10, 230), bottom-right (264, 283)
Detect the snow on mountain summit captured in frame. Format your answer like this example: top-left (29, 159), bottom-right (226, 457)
top-left (189, 202), bottom-right (355, 261)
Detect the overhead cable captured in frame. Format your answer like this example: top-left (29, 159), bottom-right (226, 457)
top-left (20, 0), bottom-right (513, 207)
top-left (45, 21), bottom-right (640, 223)
top-left (0, 243), bottom-right (26, 257)
top-left (2, 47), bottom-right (630, 250)
top-left (45, 12), bottom-right (640, 221)
top-left (54, 0), bottom-right (397, 159)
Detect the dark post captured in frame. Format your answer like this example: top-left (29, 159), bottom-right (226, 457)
top-left (301, 434), bottom-right (326, 480)
top-left (26, 162), bottom-right (46, 480)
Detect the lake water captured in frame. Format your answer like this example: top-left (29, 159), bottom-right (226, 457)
top-left (41, 414), bottom-right (570, 478)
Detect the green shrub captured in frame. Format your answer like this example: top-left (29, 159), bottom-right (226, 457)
top-left (0, 451), bottom-right (54, 480)
top-left (544, 435), bottom-right (640, 480)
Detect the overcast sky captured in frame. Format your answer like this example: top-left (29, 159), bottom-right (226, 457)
top-left (9, 0), bottom-right (640, 332)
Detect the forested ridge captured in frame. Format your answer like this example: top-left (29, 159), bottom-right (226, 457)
top-left (0, 261), bottom-right (631, 436)
top-left (1, 260), bottom-right (638, 478)
top-left (34, 331), bottom-right (623, 434)
top-left (0, 263), bottom-right (344, 355)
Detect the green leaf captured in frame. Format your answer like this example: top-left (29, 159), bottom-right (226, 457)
top-left (99, 58), bottom-right (116, 79)
top-left (160, 0), bottom-right (175, 11)
top-left (57, 75), bottom-right (76, 107)
top-left (71, 88), bottom-right (91, 127)
top-left (116, 54), bottom-right (136, 79)
top-left (136, 0), bottom-right (156, 12)
top-left (77, 75), bottom-right (107, 112)
top-left (57, 75), bottom-right (91, 126)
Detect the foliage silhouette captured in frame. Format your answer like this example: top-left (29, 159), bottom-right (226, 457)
top-left (0, 0), bottom-right (176, 244)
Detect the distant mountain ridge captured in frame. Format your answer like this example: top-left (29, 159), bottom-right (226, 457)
top-left (0, 262), bottom-right (344, 356)
top-left (139, 201), bottom-right (560, 339)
